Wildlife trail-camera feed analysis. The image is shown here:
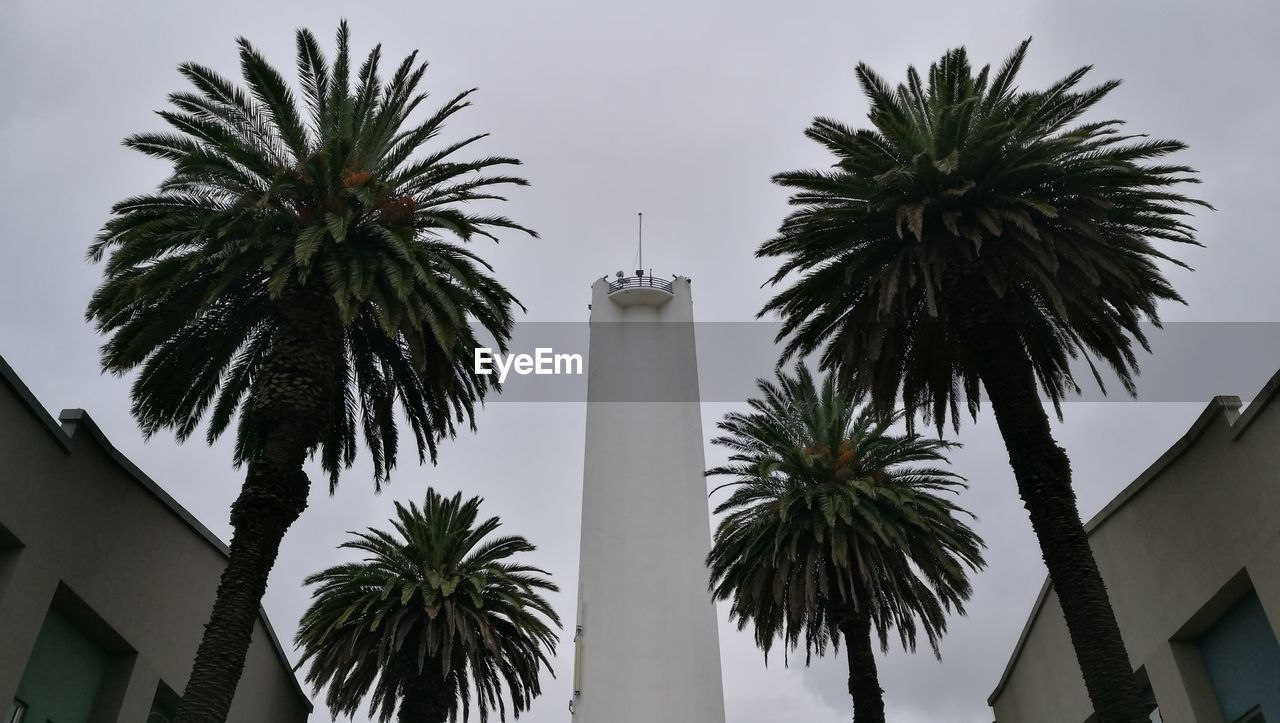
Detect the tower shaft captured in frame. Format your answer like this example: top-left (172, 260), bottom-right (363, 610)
top-left (572, 275), bottom-right (726, 722)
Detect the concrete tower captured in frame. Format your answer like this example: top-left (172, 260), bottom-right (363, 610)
top-left (571, 273), bottom-right (726, 723)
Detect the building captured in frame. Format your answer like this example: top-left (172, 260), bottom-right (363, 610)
top-left (570, 273), bottom-right (727, 723)
top-left (0, 355), bottom-right (313, 723)
top-left (990, 370), bottom-right (1280, 723)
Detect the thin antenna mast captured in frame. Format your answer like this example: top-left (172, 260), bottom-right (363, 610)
top-left (637, 212), bottom-right (643, 272)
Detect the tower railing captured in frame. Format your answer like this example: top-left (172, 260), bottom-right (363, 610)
top-left (608, 275), bottom-right (673, 294)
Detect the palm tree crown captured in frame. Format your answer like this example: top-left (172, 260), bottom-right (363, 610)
top-left (707, 364), bottom-right (985, 664)
top-left (296, 490), bottom-right (561, 723)
top-left (756, 40), bottom-right (1207, 721)
top-left (759, 39), bottom-right (1208, 427)
top-left (86, 21), bottom-right (533, 484)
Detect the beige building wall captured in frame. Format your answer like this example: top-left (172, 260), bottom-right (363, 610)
top-left (0, 356), bottom-right (312, 722)
top-left (990, 373), bottom-right (1280, 722)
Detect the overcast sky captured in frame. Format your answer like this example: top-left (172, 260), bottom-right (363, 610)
top-left (4, 1), bottom-right (1280, 721)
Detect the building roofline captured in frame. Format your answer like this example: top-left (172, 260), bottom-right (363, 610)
top-left (1230, 362), bottom-right (1280, 440)
top-left (0, 355), bottom-right (314, 713)
top-left (988, 383), bottom-right (1259, 706)
top-left (0, 354), bottom-right (71, 450)
top-left (59, 409), bottom-right (232, 556)
top-left (986, 384), bottom-right (1263, 707)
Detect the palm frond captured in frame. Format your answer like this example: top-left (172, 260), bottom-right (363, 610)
top-left (296, 490), bottom-right (561, 723)
top-left (707, 364), bottom-right (985, 663)
top-left (86, 21), bottom-right (535, 487)
top-left (759, 39), bottom-right (1208, 431)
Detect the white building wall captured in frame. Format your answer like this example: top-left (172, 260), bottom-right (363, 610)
top-left (572, 276), bottom-right (726, 723)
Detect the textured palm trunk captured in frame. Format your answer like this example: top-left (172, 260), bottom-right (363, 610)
top-left (955, 298), bottom-right (1147, 723)
top-left (397, 672), bottom-right (453, 723)
top-left (173, 286), bottom-right (342, 723)
top-left (840, 608), bottom-right (886, 723)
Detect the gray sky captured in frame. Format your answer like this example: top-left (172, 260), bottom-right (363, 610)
top-left (3, 1), bottom-right (1279, 721)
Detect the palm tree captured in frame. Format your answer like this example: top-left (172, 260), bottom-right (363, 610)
top-left (296, 490), bottom-right (560, 723)
top-left (85, 23), bottom-right (534, 722)
top-left (757, 40), bottom-right (1208, 722)
top-left (707, 365), bottom-right (984, 723)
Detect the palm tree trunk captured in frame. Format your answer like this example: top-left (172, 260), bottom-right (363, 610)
top-left (173, 286), bottom-right (342, 723)
top-left (840, 607), bottom-right (886, 723)
top-left (397, 672), bottom-right (453, 723)
top-left (957, 306), bottom-right (1147, 723)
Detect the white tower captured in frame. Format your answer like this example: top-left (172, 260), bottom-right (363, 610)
top-left (571, 272), bottom-right (726, 723)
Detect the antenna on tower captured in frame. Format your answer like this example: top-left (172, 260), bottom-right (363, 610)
top-left (635, 212), bottom-right (644, 276)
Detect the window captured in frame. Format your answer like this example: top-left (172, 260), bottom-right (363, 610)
top-left (147, 681), bottom-right (180, 723)
top-left (1198, 592), bottom-right (1280, 722)
top-left (12, 585), bottom-right (137, 723)
top-left (1234, 706), bottom-right (1265, 723)
top-left (1141, 686), bottom-right (1163, 722)
top-left (0, 523), bottom-right (23, 599)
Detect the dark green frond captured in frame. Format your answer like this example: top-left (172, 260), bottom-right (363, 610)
top-left (759, 39), bottom-right (1208, 430)
top-left (707, 364), bottom-right (985, 663)
top-left (86, 21), bottom-right (535, 487)
top-left (296, 490), bottom-right (561, 723)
